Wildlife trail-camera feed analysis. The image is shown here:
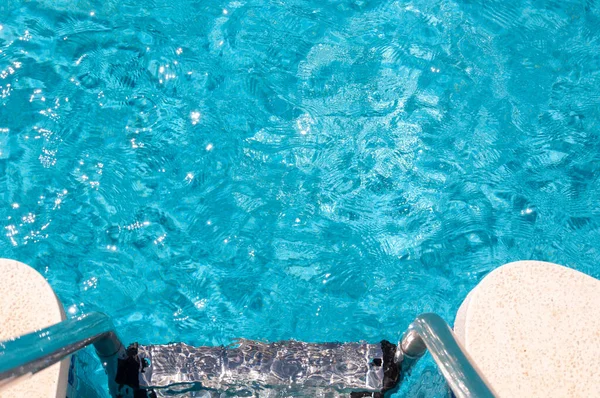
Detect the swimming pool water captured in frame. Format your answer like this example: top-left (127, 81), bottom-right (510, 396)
top-left (2, 0), bottom-right (600, 396)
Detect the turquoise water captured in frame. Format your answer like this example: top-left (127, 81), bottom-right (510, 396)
top-left (2, 0), bottom-right (600, 396)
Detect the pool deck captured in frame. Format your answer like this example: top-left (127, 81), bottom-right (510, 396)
top-left (0, 258), bottom-right (69, 398)
top-left (454, 260), bottom-right (600, 397)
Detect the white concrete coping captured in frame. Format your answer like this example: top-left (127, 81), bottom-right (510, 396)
top-left (0, 258), bottom-right (69, 398)
top-left (455, 260), bottom-right (600, 397)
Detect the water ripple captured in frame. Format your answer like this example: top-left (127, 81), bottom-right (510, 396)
top-left (2, 0), bottom-right (600, 396)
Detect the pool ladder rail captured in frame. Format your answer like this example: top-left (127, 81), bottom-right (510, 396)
top-left (0, 312), bottom-right (497, 397)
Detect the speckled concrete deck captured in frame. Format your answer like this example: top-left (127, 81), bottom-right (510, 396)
top-left (455, 260), bottom-right (600, 398)
top-left (0, 258), bottom-right (68, 398)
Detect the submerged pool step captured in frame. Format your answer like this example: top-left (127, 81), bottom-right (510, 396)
top-left (112, 313), bottom-right (495, 397)
top-left (116, 340), bottom-right (399, 397)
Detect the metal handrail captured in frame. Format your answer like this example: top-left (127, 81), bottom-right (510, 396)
top-left (0, 312), bottom-right (124, 393)
top-left (0, 311), bottom-right (497, 397)
top-left (399, 313), bottom-right (497, 398)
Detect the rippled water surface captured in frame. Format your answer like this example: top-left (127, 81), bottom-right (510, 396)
top-left (2, 0), bottom-right (600, 395)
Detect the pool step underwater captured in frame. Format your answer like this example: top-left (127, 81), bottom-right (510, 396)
top-left (114, 340), bottom-right (400, 397)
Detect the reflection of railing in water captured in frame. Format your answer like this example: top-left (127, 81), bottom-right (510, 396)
top-left (0, 312), bottom-right (497, 397)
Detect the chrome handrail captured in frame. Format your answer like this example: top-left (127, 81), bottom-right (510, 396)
top-left (0, 311), bottom-right (496, 397)
top-left (399, 313), bottom-right (497, 398)
top-left (0, 312), bottom-right (124, 393)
